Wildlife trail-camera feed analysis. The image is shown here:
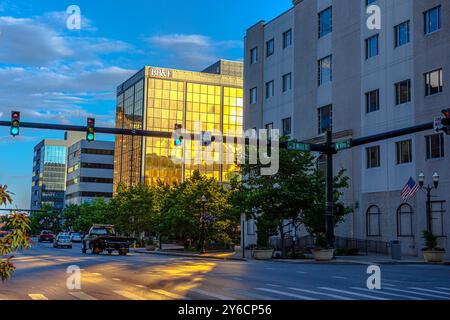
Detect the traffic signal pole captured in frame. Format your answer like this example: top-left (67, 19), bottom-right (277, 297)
top-left (325, 130), bottom-right (335, 248)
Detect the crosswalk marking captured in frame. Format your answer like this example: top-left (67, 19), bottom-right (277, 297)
top-left (69, 292), bottom-right (98, 300)
top-left (189, 288), bottom-right (235, 300)
top-left (28, 294), bottom-right (48, 300)
top-left (256, 288), bottom-right (318, 300)
top-left (351, 287), bottom-right (425, 300)
top-left (151, 289), bottom-right (191, 300)
top-left (408, 287), bottom-right (450, 296)
top-left (113, 290), bottom-right (146, 300)
top-left (383, 287), bottom-right (450, 300)
top-left (289, 287), bottom-right (355, 300)
top-left (319, 287), bottom-right (390, 300)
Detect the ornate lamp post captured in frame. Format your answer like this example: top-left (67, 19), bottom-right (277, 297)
top-left (200, 195), bottom-right (207, 254)
top-left (418, 172), bottom-right (439, 233)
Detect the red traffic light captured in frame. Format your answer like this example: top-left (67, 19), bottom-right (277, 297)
top-left (174, 123), bottom-right (182, 130)
top-left (87, 118), bottom-right (96, 126)
top-left (11, 111), bottom-right (20, 120)
top-left (442, 109), bottom-right (450, 118)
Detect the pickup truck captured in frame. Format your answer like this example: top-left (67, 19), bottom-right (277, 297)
top-left (82, 225), bottom-right (134, 256)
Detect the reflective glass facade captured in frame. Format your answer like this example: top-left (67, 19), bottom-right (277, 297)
top-left (114, 62), bottom-right (243, 190)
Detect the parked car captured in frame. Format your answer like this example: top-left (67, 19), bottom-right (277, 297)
top-left (38, 230), bottom-right (55, 243)
top-left (70, 232), bottom-right (83, 243)
top-left (53, 233), bottom-right (73, 249)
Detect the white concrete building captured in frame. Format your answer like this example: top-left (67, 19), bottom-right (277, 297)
top-left (243, 0), bottom-right (450, 258)
top-left (65, 140), bottom-right (115, 206)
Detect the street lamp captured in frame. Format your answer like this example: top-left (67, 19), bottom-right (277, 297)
top-left (200, 195), bottom-right (207, 254)
top-left (418, 172), bottom-right (439, 233)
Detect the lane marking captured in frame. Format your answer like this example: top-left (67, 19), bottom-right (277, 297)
top-left (408, 287), bottom-right (450, 296)
top-left (351, 287), bottom-right (424, 300)
top-left (296, 271), bottom-right (307, 274)
top-left (28, 294), bottom-right (48, 300)
top-left (331, 276), bottom-right (348, 280)
top-left (266, 284), bottom-right (281, 288)
top-left (112, 278), bottom-right (121, 281)
top-left (318, 287), bottom-right (390, 300)
top-left (289, 287), bottom-right (355, 300)
top-left (437, 287), bottom-right (450, 292)
top-left (383, 287), bottom-right (450, 300)
top-left (383, 283), bottom-right (396, 287)
top-left (151, 289), bottom-right (191, 300)
top-left (256, 288), bottom-right (317, 300)
top-left (225, 288), bottom-right (279, 300)
top-left (136, 285), bottom-right (145, 288)
top-left (232, 277), bottom-right (243, 281)
top-left (113, 290), bottom-right (146, 300)
top-left (189, 288), bottom-right (235, 300)
top-left (69, 292), bottom-right (98, 300)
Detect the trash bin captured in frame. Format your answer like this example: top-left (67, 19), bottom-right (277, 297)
top-left (391, 240), bottom-right (402, 260)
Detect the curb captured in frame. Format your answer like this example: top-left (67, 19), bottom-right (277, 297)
top-left (267, 259), bottom-right (448, 266)
top-left (132, 249), bottom-right (248, 261)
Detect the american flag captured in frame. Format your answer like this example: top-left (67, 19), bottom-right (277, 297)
top-left (401, 177), bottom-right (420, 201)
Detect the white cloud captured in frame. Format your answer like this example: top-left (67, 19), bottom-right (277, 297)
top-left (147, 33), bottom-right (243, 70)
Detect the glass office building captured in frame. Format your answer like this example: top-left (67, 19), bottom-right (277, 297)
top-left (114, 60), bottom-right (243, 190)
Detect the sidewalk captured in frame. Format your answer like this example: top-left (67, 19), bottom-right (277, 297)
top-left (133, 248), bottom-right (449, 265)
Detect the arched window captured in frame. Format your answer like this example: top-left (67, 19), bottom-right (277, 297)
top-left (397, 204), bottom-right (414, 237)
top-left (366, 205), bottom-right (381, 237)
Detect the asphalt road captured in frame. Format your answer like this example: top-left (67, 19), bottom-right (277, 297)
top-left (1, 240), bottom-right (450, 301)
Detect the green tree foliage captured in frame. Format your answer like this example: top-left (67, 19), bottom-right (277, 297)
top-left (29, 204), bottom-right (60, 235)
top-left (240, 139), bottom-right (351, 255)
top-left (0, 185), bottom-right (31, 281)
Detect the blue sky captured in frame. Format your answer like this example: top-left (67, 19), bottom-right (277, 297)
top-left (0, 0), bottom-right (292, 209)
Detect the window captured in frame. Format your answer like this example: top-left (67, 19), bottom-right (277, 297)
top-left (395, 21), bottom-right (410, 47)
top-left (424, 6), bottom-right (441, 35)
top-left (431, 201), bottom-right (446, 237)
top-left (366, 34), bottom-right (379, 59)
top-left (397, 204), bottom-right (414, 237)
top-left (316, 154), bottom-right (327, 174)
top-left (283, 29), bottom-right (292, 48)
top-left (318, 104), bottom-right (332, 134)
top-left (266, 39), bottom-right (274, 57)
top-left (265, 123), bottom-right (273, 139)
top-left (318, 7), bottom-right (332, 38)
top-left (250, 47), bottom-right (258, 64)
top-left (366, 146), bottom-right (380, 168)
top-left (247, 219), bottom-right (256, 235)
top-left (282, 73), bottom-right (292, 92)
top-left (425, 69), bottom-right (443, 96)
top-left (396, 140), bottom-right (412, 164)
top-left (365, 89), bottom-right (380, 113)
top-left (81, 148), bottom-right (114, 156)
top-left (265, 81), bottom-right (274, 99)
top-left (366, 0), bottom-right (377, 5)
top-left (395, 80), bottom-right (411, 105)
top-left (282, 117), bottom-right (292, 136)
top-left (426, 134), bottom-right (445, 159)
top-left (318, 55), bottom-right (332, 86)
top-left (250, 87), bottom-right (257, 104)
top-left (367, 205), bottom-right (381, 237)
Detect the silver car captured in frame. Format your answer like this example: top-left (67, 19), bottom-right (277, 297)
top-left (53, 234), bottom-right (73, 249)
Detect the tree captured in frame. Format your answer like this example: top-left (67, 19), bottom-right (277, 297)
top-left (29, 204), bottom-right (60, 235)
top-left (0, 185), bottom-right (31, 281)
top-left (240, 138), bottom-right (351, 257)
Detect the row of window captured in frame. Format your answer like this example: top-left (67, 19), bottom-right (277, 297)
top-left (365, 69), bottom-right (443, 113)
top-left (249, 72), bottom-right (292, 104)
top-left (366, 202), bottom-right (446, 237)
top-left (366, 134), bottom-right (445, 169)
top-left (67, 177), bottom-right (114, 187)
top-left (250, 29), bottom-right (292, 64)
top-left (264, 117), bottom-right (292, 137)
top-left (366, 5), bottom-right (441, 59)
top-left (65, 191), bottom-right (113, 200)
top-left (81, 148), bottom-right (115, 156)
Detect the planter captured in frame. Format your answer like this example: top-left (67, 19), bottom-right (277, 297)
top-left (145, 245), bottom-right (156, 251)
top-left (253, 249), bottom-right (274, 260)
top-left (423, 250), bottom-right (446, 263)
top-left (312, 249), bottom-right (335, 261)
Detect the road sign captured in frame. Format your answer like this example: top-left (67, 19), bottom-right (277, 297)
top-left (287, 142), bottom-right (311, 152)
top-left (335, 139), bottom-right (352, 151)
top-left (434, 116), bottom-right (444, 132)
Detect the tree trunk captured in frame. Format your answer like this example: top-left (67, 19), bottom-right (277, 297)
top-left (279, 222), bottom-right (286, 258)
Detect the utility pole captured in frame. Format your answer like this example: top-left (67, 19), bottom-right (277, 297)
top-left (325, 130), bottom-right (335, 248)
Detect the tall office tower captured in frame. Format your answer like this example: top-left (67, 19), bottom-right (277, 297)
top-left (31, 131), bottom-right (84, 211)
top-left (65, 140), bottom-right (115, 206)
top-left (114, 60), bottom-right (243, 190)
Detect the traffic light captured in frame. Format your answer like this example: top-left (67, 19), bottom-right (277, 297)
top-left (86, 118), bottom-right (95, 142)
top-left (174, 123), bottom-right (183, 146)
top-left (10, 111), bottom-right (20, 137)
top-left (441, 109), bottom-right (450, 135)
